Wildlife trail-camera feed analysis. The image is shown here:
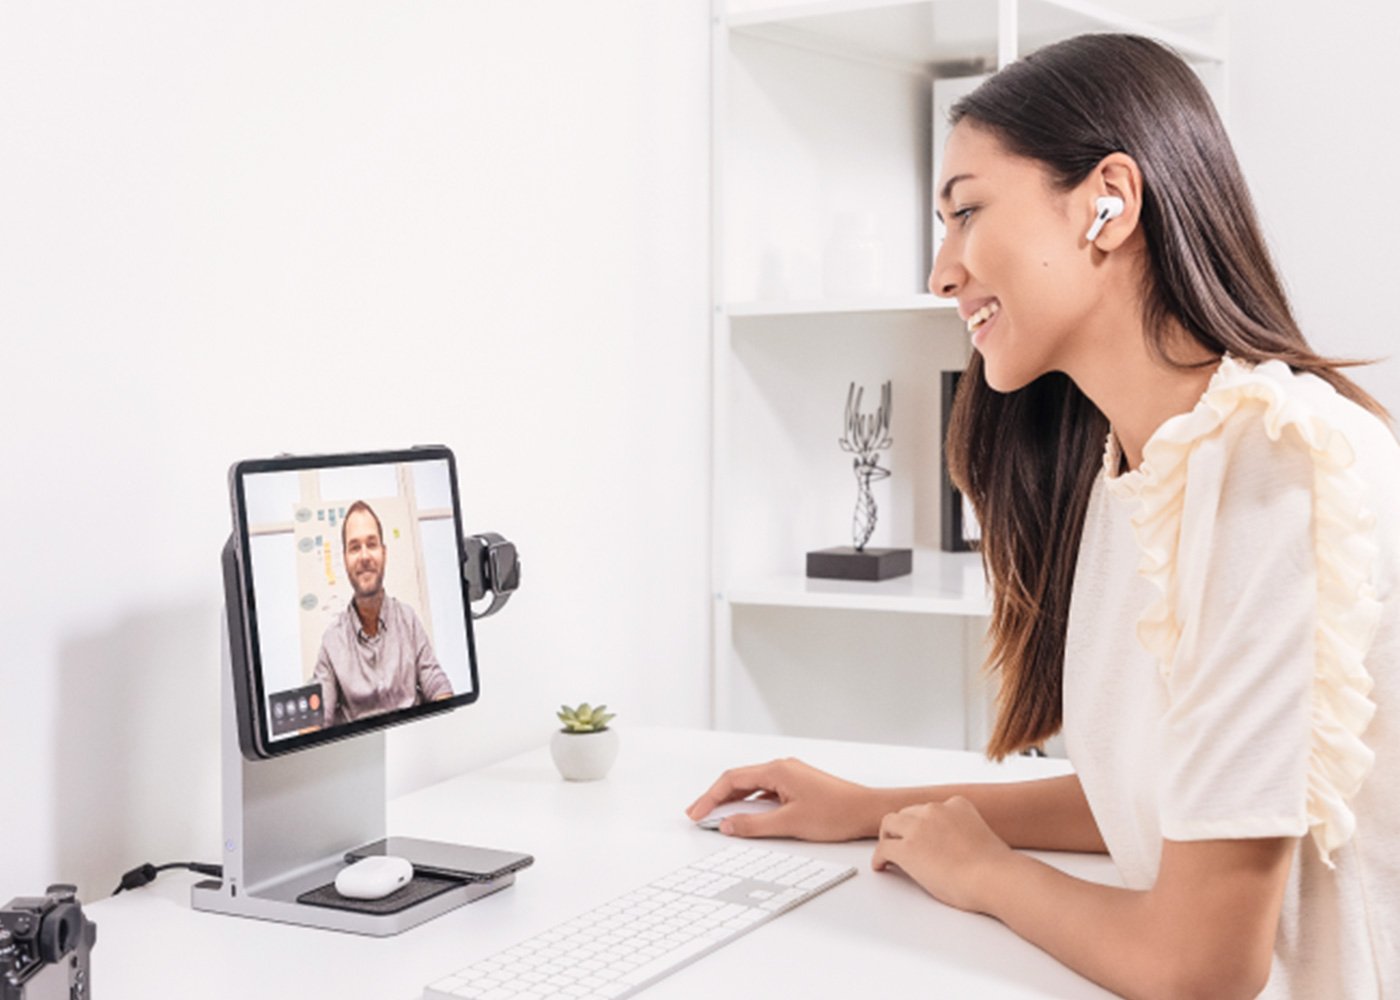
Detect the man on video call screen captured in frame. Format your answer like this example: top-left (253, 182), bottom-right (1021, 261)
top-left (313, 499), bottom-right (454, 725)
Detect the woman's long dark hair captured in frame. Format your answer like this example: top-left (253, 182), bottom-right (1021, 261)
top-left (946, 34), bottom-right (1386, 759)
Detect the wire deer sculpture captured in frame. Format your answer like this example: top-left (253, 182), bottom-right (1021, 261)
top-left (838, 381), bottom-right (892, 552)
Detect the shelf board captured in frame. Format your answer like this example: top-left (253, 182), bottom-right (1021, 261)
top-left (1026, 0), bottom-right (1223, 62)
top-left (727, 294), bottom-right (957, 318)
top-left (727, 0), bottom-right (1223, 72)
top-left (726, 549), bottom-right (989, 615)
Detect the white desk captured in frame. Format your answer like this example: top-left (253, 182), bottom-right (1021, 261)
top-left (86, 727), bottom-right (1122, 999)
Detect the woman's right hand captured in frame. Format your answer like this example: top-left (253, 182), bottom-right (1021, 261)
top-left (684, 758), bottom-right (884, 841)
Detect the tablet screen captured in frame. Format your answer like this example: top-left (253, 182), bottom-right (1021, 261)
top-left (230, 448), bottom-right (478, 754)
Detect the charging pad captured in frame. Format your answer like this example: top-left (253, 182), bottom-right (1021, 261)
top-left (296, 873), bottom-right (462, 916)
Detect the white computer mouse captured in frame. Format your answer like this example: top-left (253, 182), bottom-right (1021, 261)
top-left (696, 797), bottom-right (781, 830)
top-left (334, 855), bottom-right (414, 899)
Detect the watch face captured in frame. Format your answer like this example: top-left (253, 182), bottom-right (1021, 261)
top-left (489, 544), bottom-right (520, 593)
top-left (230, 447), bottom-right (480, 756)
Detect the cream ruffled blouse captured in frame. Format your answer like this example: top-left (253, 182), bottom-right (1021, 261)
top-left (1063, 356), bottom-right (1400, 998)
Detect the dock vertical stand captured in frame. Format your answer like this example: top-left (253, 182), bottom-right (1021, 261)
top-left (191, 617), bottom-right (509, 935)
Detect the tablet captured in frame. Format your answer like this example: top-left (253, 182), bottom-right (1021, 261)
top-left (224, 446), bottom-right (480, 759)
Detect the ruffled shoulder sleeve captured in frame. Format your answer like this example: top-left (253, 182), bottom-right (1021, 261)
top-left (1104, 356), bottom-right (1382, 867)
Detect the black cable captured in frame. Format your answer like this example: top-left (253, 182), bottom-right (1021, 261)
top-left (112, 861), bottom-right (223, 896)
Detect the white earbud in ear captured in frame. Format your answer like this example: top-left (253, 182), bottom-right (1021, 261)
top-left (1085, 196), bottom-right (1125, 242)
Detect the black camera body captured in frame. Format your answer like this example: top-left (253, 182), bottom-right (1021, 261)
top-left (0, 885), bottom-right (95, 1000)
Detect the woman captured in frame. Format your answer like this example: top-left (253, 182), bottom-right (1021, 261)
top-left (687, 34), bottom-right (1398, 999)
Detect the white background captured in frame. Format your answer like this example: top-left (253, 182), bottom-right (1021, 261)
top-left (0, 0), bottom-right (711, 901)
top-left (2, 0), bottom-right (1397, 904)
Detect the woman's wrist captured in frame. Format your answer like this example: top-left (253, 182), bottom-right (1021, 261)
top-left (858, 786), bottom-right (903, 837)
top-left (967, 839), bottom-right (1027, 918)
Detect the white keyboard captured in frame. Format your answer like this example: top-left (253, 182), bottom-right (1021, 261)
top-left (423, 845), bottom-right (856, 999)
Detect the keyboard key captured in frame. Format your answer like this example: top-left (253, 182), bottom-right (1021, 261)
top-left (617, 936), bottom-right (714, 987)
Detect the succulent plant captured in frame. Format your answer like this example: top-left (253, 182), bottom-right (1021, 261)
top-left (557, 702), bottom-right (615, 733)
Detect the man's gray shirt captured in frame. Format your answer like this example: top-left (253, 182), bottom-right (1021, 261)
top-left (312, 594), bottom-right (454, 726)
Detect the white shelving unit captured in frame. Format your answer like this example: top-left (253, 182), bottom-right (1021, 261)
top-left (710, 0), bottom-right (1226, 751)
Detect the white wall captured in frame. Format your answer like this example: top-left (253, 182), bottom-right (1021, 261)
top-left (1226, 0), bottom-right (1400, 410)
top-left (0, 0), bottom-right (712, 903)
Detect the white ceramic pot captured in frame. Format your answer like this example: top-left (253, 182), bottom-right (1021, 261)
top-left (550, 728), bottom-right (620, 781)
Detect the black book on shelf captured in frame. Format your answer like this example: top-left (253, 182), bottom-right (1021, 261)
top-left (940, 370), bottom-right (979, 553)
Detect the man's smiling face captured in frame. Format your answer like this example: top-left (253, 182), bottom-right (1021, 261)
top-left (343, 508), bottom-right (386, 599)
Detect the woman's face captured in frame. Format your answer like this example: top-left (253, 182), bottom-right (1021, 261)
top-left (930, 122), bottom-right (1106, 392)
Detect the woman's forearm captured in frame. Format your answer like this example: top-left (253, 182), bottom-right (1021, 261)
top-left (984, 853), bottom-right (1179, 999)
top-left (867, 774), bottom-right (1107, 852)
top-left (976, 846), bottom-right (1278, 1000)
top-left (869, 798), bottom-right (1291, 999)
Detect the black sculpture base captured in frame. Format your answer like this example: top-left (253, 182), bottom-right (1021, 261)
top-left (806, 546), bottom-right (913, 582)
